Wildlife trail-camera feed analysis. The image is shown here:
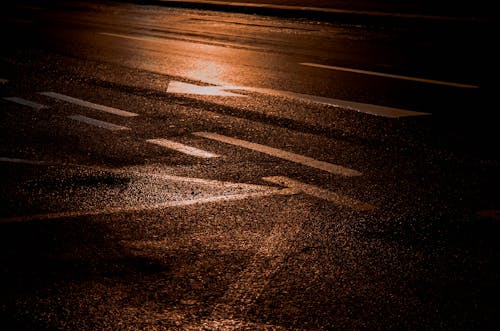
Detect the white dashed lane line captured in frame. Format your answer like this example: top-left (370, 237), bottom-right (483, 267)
top-left (147, 138), bottom-right (220, 158)
top-left (40, 92), bottom-right (138, 117)
top-left (68, 115), bottom-right (130, 131)
top-left (3, 97), bottom-right (48, 110)
top-left (193, 132), bottom-right (362, 176)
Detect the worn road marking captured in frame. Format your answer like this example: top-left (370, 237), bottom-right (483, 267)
top-left (193, 132), bottom-right (361, 176)
top-left (204, 177), bottom-right (375, 323)
top-left (3, 97), bottom-right (47, 110)
top-left (167, 80), bottom-right (246, 97)
top-left (68, 115), bottom-right (130, 131)
top-left (208, 218), bottom-right (302, 320)
top-left (40, 92), bottom-right (138, 117)
top-left (0, 188), bottom-right (297, 224)
top-left (147, 138), bottom-right (220, 158)
top-left (263, 176), bottom-right (376, 211)
top-left (300, 62), bottom-right (479, 89)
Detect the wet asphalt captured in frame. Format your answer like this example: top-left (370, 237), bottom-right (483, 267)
top-left (0, 1), bottom-right (499, 330)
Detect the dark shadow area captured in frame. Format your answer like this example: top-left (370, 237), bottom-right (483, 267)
top-left (362, 206), bottom-right (500, 329)
top-left (0, 214), bottom-right (251, 330)
top-left (0, 219), bottom-right (164, 329)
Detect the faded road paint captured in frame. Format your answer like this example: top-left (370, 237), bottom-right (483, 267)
top-left (264, 176), bottom-right (376, 211)
top-left (3, 97), bottom-right (48, 110)
top-left (68, 115), bottom-right (131, 131)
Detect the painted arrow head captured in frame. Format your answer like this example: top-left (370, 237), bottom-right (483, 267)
top-left (167, 81), bottom-right (246, 97)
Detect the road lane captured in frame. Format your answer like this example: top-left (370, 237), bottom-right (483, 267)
top-left (3, 0), bottom-right (485, 117)
top-left (0, 1), bottom-right (498, 330)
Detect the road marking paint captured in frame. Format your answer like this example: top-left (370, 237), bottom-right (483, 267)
top-left (209, 218), bottom-right (302, 319)
top-left (0, 187), bottom-right (297, 224)
top-left (3, 97), bottom-right (47, 110)
top-left (40, 92), bottom-right (138, 117)
top-left (147, 138), bottom-right (220, 158)
top-left (0, 78), bottom-right (8, 84)
top-left (68, 115), bottom-right (130, 131)
top-left (193, 132), bottom-right (361, 176)
top-left (167, 80), bottom-right (246, 97)
top-left (193, 319), bottom-right (287, 330)
top-left (235, 86), bottom-right (430, 118)
top-left (263, 176), bottom-right (375, 211)
top-left (300, 62), bottom-right (479, 89)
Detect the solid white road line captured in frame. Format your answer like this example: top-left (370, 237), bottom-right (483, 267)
top-left (68, 115), bottom-right (130, 131)
top-left (40, 92), bottom-right (138, 117)
top-left (147, 138), bottom-right (220, 158)
top-left (3, 97), bottom-right (47, 110)
top-left (263, 176), bottom-right (376, 211)
top-left (300, 62), bottom-right (479, 89)
top-left (193, 132), bottom-right (361, 176)
top-left (240, 86), bottom-right (430, 118)
top-left (0, 188), bottom-right (297, 224)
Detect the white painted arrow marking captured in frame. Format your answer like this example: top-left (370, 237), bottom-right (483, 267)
top-left (0, 164), bottom-right (299, 224)
top-left (263, 176), bottom-right (376, 212)
top-left (167, 81), bottom-right (246, 97)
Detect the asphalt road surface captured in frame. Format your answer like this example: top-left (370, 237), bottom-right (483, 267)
top-left (1, 1), bottom-right (498, 330)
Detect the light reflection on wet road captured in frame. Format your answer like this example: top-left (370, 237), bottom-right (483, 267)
top-left (0, 1), bottom-right (498, 330)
